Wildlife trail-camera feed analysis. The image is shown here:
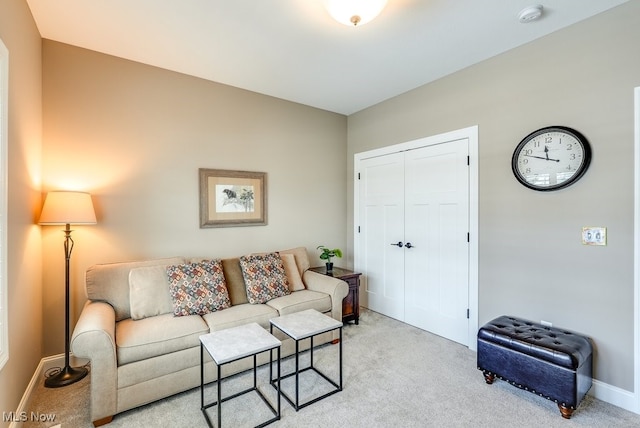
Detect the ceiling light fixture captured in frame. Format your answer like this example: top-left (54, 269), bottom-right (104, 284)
top-left (518, 5), bottom-right (544, 23)
top-left (323, 0), bottom-right (388, 27)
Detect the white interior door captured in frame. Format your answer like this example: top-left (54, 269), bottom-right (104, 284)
top-left (356, 130), bottom-right (473, 347)
top-left (359, 152), bottom-right (405, 321)
top-left (404, 140), bottom-right (469, 344)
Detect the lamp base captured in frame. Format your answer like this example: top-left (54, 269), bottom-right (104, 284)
top-left (44, 365), bottom-right (88, 388)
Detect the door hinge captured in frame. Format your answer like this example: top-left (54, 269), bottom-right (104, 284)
top-left (467, 309), bottom-right (470, 319)
top-left (358, 172), bottom-right (361, 180)
top-left (467, 156), bottom-right (470, 166)
top-left (358, 226), bottom-right (361, 233)
top-left (467, 232), bottom-right (470, 242)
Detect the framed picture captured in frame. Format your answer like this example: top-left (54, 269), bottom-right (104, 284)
top-left (199, 168), bottom-right (267, 228)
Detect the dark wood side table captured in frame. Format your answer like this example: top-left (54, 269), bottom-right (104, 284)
top-left (309, 266), bottom-right (362, 325)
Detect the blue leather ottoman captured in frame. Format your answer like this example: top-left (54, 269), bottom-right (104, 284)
top-left (477, 315), bottom-right (593, 419)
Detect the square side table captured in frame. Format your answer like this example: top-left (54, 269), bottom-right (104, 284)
top-left (269, 309), bottom-right (343, 411)
top-left (200, 322), bottom-right (281, 428)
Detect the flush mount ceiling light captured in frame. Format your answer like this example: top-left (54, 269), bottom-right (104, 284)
top-left (323, 0), bottom-right (388, 27)
top-left (518, 5), bottom-right (544, 23)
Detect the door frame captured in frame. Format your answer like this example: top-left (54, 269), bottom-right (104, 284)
top-left (354, 125), bottom-right (479, 350)
top-left (634, 86), bottom-right (640, 413)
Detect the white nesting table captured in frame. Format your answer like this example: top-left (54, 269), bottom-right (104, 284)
top-left (200, 322), bottom-right (281, 428)
top-left (269, 309), bottom-right (343, 411)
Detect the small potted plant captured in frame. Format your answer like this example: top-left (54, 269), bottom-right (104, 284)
top-left (316, 245), bottom-right (343, 273)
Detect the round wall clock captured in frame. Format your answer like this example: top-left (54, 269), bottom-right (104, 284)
top-left (511, 126), bottom-right (591, 191)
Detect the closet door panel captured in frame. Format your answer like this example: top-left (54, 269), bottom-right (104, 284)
top-left (359, 153), bottom-right (405, 321)
top-left (404, 140), bottom-right (470, 344)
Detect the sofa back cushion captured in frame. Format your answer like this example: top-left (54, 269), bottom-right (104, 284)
top-left (86, 247), bottom-right (310, 321)
top-left (221, 258), bottom-right (249, 306)
top-left (278, 247), bottom-right (310, 275)
top-left (129, 265), bottom-right (174, 320)
top-left (86, 257), bottom-right (185, 321)
top-left (211, 248), bottom-right (310, 305)
top-left (280, 253), bottom-right (305, 291)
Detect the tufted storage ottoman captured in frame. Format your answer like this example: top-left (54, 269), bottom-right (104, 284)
top-left (477, 315), bottom-right (593, 419)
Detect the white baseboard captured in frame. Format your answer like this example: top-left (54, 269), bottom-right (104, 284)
top-left (591, 378), bottom-right (638, 414)
top-left (9, 354), bottom-right (88, 428)
top-left (9, 355), bottom-right (52, 428)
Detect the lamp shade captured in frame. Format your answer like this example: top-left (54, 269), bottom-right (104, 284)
top-left (39, 191), bottom-right (97, 225)
top-left (323, 0), bottom-right (387, 26)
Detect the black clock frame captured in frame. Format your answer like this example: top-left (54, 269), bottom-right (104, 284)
top-left (511, 125), bottom-right (592, 191)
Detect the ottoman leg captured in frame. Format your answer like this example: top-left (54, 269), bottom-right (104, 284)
top-left (558, 404), bottom-right (574, 419)
top-left (482, 371), bottom-right (495, 384)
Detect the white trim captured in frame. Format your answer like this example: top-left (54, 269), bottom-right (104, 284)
top-left (11, 357), bottom-right (49, 426)
top-left (468, 126), bottom-right (479, 352)
top-left (9, 355), bottom-right (63, 428)
top-left (354, 125), bottom-right (479, 350)
top-left (634, 86), bottom-right (640, 414)
top-left (591, 379), bottom-right (637, 413)
top-left (600, 86), bottom-right (640, 415)
top-left (0, 38), bottom-right (9, 371)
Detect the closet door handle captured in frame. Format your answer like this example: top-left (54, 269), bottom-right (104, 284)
top-left (391, 241), bottom-right (403, 247)
top-left (405, 242), bottom-right (414, 249)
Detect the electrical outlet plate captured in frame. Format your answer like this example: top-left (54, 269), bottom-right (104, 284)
top-left (582, 227), bottom-right (606, 246)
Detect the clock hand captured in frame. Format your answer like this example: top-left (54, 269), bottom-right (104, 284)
top-left (544, 146), bottom-right (549, 160)
top-left (523, 154), bottom-right (561, 162)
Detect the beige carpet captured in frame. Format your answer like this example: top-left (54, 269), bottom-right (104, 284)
top-left (23, 309), bottom-right (640, 427)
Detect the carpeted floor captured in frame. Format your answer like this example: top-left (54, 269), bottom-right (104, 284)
top-left (22, 309), bottom-right (640, 427)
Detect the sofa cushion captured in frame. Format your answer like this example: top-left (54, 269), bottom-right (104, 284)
top-left (239, 253), bottom-right (291, 304)
top-left (266, 289), bottom-right (332, 316)
top-left (166, 260), bottom-right (231, 316)
top-left (117, 347), bottom-right (200, 389)
top-left (202, 303), bottom-right (279, 331)
top-left (221, 258), bottom-right (249, 306)
top-left (116, 313), bottom-right (209, 365)
top-left (86, 257), bottom-right (186, 322)
top-left (278, 247), bottom-right (310, 276)
top-left (129, 265), bottom-right (173, 320)
top-left (280, 253), bottom-right (305, 291)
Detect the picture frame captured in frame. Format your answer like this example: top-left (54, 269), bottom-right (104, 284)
top-left (199, 168), bottom-right (267, 228)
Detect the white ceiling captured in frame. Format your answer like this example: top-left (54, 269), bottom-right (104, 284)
top-left (26, 0), bottom-right (628, 115)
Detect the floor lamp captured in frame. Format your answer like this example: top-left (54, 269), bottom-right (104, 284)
top-left (39, 191), bottom-right (97, 388)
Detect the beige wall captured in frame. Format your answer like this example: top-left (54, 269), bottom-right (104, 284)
top-left (41, 41), bottom-right (348, 355)
top-left (0, 0), bottom-right (43, 425)
top-left (348, 1), bottom-right (639, 391)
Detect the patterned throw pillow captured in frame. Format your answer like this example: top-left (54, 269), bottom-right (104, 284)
top-left (239, 253), bottom-right (291, 304)
top-left (166, 260), bottom-right (231, 316)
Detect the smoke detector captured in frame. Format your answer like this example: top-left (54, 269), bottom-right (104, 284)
top-left (518, 5), bottom-right (543, 23)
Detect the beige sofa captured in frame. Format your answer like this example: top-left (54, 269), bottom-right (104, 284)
top-left (70, 247), bottom-right (348, 426)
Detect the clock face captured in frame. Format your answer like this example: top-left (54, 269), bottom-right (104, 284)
top-left (512, 126), bottom-right (591, 191)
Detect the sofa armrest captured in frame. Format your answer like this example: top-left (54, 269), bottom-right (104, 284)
top-left (71, 301), bottom-right (117, 424)
top-left (303, 270), bottom-right (348, 323)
